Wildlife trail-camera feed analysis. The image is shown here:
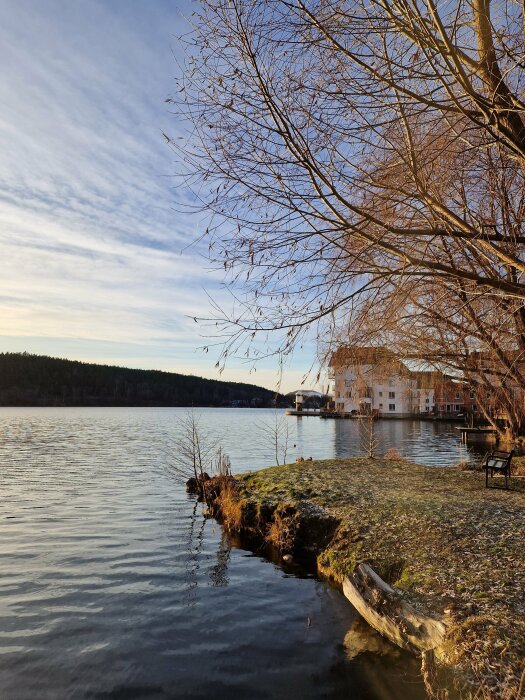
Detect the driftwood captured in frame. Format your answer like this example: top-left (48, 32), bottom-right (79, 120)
top-left (342, 564), bottom-right (446, 653)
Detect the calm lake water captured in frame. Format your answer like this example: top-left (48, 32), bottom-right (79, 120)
top-left (0, 407), bottom-right (473, 699)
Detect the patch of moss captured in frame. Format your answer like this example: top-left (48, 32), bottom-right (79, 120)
top-left (393, 567), bottom-right (422, 591)
top-left (318, 542), bottom-right (363, 581)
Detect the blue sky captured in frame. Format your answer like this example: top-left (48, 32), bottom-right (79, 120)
top-left (0, 0), bottom-right (319, 393)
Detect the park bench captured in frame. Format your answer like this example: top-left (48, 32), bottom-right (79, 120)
top-left (484, 449), bottom-right (513, 490)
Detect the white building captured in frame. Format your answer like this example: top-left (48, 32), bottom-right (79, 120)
top-left (413, 371), bottom-right (437, 414)
top-left (329, 347), bottom-right (416, 417)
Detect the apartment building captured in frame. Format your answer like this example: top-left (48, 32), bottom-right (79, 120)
top-left (329, 347), bottom-right (416, 417)
top-left (329, 347), bottom-right (477, 417)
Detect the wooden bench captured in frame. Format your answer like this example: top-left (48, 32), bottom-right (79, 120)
top-left (484, 450), bottom-right (513, 489)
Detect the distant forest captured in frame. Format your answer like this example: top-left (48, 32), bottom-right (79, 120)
top-left (0, 353), bottom-right (283, 407)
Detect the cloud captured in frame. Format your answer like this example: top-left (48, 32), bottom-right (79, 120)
top-left (0, 0), bottom-right (318, 393)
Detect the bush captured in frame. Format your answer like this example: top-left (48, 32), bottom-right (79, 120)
top-left (384, 448), bottom-right (402, 460)
top-left (512, 457), bottom-right (525, 476)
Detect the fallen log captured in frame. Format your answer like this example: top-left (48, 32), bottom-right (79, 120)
top-left (342, 564), bottom-right (446, 653)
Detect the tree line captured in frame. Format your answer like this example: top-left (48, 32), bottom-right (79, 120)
top-left (0, 353), bottom-right (281, 407)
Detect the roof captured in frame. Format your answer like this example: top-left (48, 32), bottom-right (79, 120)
top-left (329, 346), bottom-right (409, 375)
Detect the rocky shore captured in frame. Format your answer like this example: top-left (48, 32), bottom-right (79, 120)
top-left (196, 458), bottom-right (525, 699)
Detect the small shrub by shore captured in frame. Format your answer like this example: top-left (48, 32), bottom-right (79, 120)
top-left (384, 448), bottom-right (402, 460)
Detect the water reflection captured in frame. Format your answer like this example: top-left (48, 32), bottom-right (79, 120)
top-left (344, 618), bottom-right (403, 660)
top-left (295, 414), bottom-right (482, 466)
top-left (182, 499), bottom-right (206, 606)
top-left (208, 530), bottom-right (232, 588)
top-left (214, 526), bottom-right (430, 700)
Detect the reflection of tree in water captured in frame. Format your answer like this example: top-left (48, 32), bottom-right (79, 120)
top-left (208, 530), bottom-right (231, 587)
top-left (182, 499), bottom-right (206, 606)
top-left (182, 498), bottom-right (233, 602)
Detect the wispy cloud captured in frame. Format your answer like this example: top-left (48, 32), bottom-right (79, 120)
top-left (0, 0), bottom-right (318, 392)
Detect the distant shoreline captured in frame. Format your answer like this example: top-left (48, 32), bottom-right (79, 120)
top-left (0, 352), bottom-right (284, 409)
top-left (0, 403), bottom-right (281, 408)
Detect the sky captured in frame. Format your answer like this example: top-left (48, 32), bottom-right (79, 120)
top-left (0, 0), bottom-right (320, 393)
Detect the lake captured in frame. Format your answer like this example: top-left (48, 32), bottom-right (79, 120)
top-left (0, 407), bottom-right (473, 699)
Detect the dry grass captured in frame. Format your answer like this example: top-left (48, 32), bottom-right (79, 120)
top-left (469, 666), bottom-right (524, 700)
top-left (214, 476), bottom-right (246, 532)
top-left (265, 502), bottom-right (300, 554)
top-left (455, 460), bottom-right (477, 472)
top-left (239, 458), bottom-right (525, 698)
top-left (384, 448), bottom-right (402, 460)
top-left (511, 456), bottom-right (525, 477)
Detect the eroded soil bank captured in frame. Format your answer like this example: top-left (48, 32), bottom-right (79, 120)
top-left (199, 459), bottom-right (525, 699)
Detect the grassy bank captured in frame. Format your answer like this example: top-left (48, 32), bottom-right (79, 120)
top-left (207, 458), bottom-right (525, 698)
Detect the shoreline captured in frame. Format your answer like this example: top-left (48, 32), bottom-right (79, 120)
top-left (198, 458), bottom-right (525, 699)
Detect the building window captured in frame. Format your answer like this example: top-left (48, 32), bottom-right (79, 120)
top-left (455, 392), bottom-right (460, 399)
top-left (425, 398), bottom-right (429, 404)
top-left (446, 404), bottom-right (451, 412)
top-left (389, 404), bottom-right (396, 411)
top-left (388, 391), bottom-right (395, 399)
top-left (378, 391), bottom-right (383, 397)
top-left (470, 392), bottom-right (474, 399)
top-left (454, 404), bottom-right (461, 411)
top-left (379, 403), bottom-right (383, 409)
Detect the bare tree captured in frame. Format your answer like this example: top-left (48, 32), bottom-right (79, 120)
top-left (359, 413), bottom-right (378, 459)
top-left (169, 409), bottom-right (219, 501)
top-left (259, 411), bottom-right (291, 466)
top-left (170, 0), bottom-right (525, 372)
top-left (169, 0), bottom-right (525, 443)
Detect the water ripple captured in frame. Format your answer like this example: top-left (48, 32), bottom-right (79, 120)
top-left (0, 407), bottom-right (449, 699)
